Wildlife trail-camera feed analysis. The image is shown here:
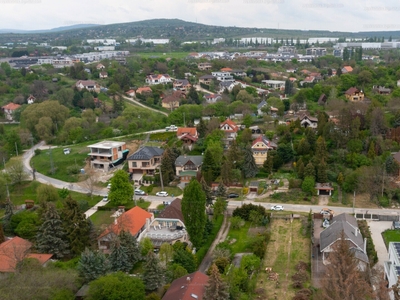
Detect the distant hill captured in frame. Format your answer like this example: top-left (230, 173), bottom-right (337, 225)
top-left (0, 19), bottom-right (399, 44)
top-left (0, 24), bottom-right (100, 34)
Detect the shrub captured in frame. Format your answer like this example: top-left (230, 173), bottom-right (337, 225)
top-left (66, 165), bottom-right (80, 175)
top-left (34, 149), bottom-right (41, 156)
top-left (289, 178), bottom-right (302, 189)
top-left (230, 216), bottom-right (245, 230)
top-left (58, 188), bottom-right (70, 199)
top-left (232, 203), bottom-right (266, 221)
top-left (242, 187), bottom-right (249, 195)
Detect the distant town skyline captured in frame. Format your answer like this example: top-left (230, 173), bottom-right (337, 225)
top-left (1, 0), bottom-right (400, 33)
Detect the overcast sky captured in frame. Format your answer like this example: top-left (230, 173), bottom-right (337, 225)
top-left (1, 0), bottom-right (400, 33)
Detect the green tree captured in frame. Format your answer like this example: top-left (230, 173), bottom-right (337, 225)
top-left (36, 203), bottom-right (69, 259)
top-left (159, 243), bottom-right (174, 267)
top-left (143, 251), bottom-right (164, 291)
top-left (3, 199), bottom-right (14, 234)
top-left (108, 170), bottom-right (133, 206)
top-left (140, 237), bottom-right (154, 257)
top-left (367, 141), bottom-right (376, 159)
top-left (6, 159), bottom-right (29, 185)
top-left (213, 197), bottom-right (227, 220)
top-left (317, 159), bottom-right (328, 183)
top-left (242, 145), bottom-right (258, 178)
top-left (119, 230), bottom-right (141, 267)
top-left (216, 182), bottom-right (227, 197)
top-left (302, 176), bottom-right (315, 196)
top-left (173, 249), bottom-right (196, 273)
top-left (77, 248), bottom-right (110, 282)
top-left (304, 162), bottom-right (315, 179)
top-left (0, 223), bottom-right (5, 244)
top-left (61, 196), bottom-right (91, 256)
top-left (200, 177), bottom-right (213, 206)
top-left (87, 272), bottom-right (145, 300)
top-left (182, 179), bottom-right (207, 248)
top-left (204, 264), bottom-right (229, 300)
top-left (109, 238), bottom-right (131, 272)
top-left (297, 159), bottom-right (305, 179)
top-left (160, 147), bottom-right (175, 184)
top-left (37, 184), bottom-right (59, 203)
top-left (315, 136), bottom-right (327, 163)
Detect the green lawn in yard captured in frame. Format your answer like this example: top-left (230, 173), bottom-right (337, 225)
top-left (227, 221), bottom-right (252, 254)
top-left (149, 186), bottom-right (183, 197)
top-left (103, 200), bottom-right (151, 211)
top-left (382, 229), bottom-right (400, 247)
top-left (30, 143), bottom-right (90, 182)
top-left (7, 181), bottom-right (101, 207)
top-left (89, 211), bottom-right (114, 227)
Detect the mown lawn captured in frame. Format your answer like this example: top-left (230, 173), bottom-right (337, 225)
top-left (31, 144), bottom-right (90, 182)
top-left (382, 229), bottom-right (400, 247)
top-left (89, 210), bottom-right (114, 227)
top-left (257, 218), bottom-right (311, 300)
top-left (226, 221), bottom-right (252, 254)
top-left (149, 186), bottom-right (182, 197)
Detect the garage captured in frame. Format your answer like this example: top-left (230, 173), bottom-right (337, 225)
top-left (315, 183), bottom-right (334, 196)
top-left (249, 181), bottom-right (259, 193)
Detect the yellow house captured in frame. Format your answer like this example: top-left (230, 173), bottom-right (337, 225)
top-left (345, 87), bottom-right (364, 102)
top-left (162, 95), bottom-right (180, 110)
top-left (251, 135), bottom-right (278, 166)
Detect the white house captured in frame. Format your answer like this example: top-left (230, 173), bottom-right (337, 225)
top-left (211, 71), bottom-right (234, 82)
top-left (1, 103), bottom-right (21, 121)
top-left (385, 242), bottom-right (400, 295)
top-left (145, 74), bottom-right (172, 85)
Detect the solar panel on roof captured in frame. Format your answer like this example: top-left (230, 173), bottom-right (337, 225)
top-left (396, 266), bottom-right (400, 275)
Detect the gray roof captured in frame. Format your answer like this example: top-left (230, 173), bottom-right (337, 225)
top-left (257, 100), bottom-right (267, 109)
top-left (219, 81), bottom-right (232, 87)
top-left (127, 146), bottom-right (164, 160)
top-left (199, 75), bottom-right (215, 79)
top-left (175, 155), bottom-right (203, 167)
top-left (320, 213), bottom-right (366, 261)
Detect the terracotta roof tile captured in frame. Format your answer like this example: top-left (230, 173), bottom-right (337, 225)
top-left (162, 271), bottom-right (208, 300)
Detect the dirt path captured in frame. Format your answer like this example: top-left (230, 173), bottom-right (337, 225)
top-left (318, 195), bottom-right (329, 206)
top-left (198, 213), bottom-right (230, 273)
top-left (120, 94), bottom-right (168, 116)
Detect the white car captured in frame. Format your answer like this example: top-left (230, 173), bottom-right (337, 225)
top-left (107, 183), bottom-right (111, 189)
top-left (102, 195), bottom-right (109, 202)
top-left (134, 189), bottom-right (146, 195)
top-left (156, 191), bottom-right (169, 197)
top-left (271, 205), bottom-right (284, 211)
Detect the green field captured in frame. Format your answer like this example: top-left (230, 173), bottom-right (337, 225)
top-left (382, 229), bottom-right (400, 247)
top-left (226, 221), bottom-right (252, 253)
top-left (4, 180), bottom-right (101, 207)
top-left (30, 144), bottom-right (90, 182)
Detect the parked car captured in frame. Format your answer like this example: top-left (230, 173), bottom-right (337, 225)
top-left (107, 183), bottom-right (111, 189)
top-left (63, 148), bottom-right (71, 155)
top-left (227, 193), bottom-right (239, 198)
top-left (271, 205), bottom-right (284, 211)
top-left (393, 221), bottom-right (400, 230)
top-left (102, 195), bottom-right (108, 202)
top-left (320, 208), bottom-right (334, 215)
top-left (156, 191), bottom-right (169, 197)
top-left (134, 189), bottom-right (146, 196)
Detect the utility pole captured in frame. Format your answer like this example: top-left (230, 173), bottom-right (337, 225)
top-left (382, 165), bottom-right (385, 197)
top-left (353, 191), bottom-right (356, 215)
top-left (159, 165), bottom-right (164, 191)
top-left (133, 184), bottom-right (137, 206)
top-left (49, 146), bottom-right (54, 175)
top-left (15, 142), bottom-right (18, 156)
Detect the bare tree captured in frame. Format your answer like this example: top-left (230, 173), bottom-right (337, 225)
top-left (82, 169), bottom-right (99, 197)
top-left (320, 231), bottom-right (373, 300)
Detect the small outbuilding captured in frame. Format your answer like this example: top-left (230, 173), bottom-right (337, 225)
top-left (315, 183), bottom-right (334, 196)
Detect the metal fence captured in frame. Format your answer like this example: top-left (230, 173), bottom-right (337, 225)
top-left (355, 213), bottom-right (399, 221)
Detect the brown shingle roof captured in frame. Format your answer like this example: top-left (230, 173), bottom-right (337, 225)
top-left (158, 198), bottom-right (184, 222)
top-left (162, 271), bottom-right (208, 300)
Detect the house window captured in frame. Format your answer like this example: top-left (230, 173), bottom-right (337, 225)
top-left (131, 162), bottom-right (137, 167)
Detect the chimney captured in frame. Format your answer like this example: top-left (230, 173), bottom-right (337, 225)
top-left (114, 217), bottom-right (118, 225)
top-left (364, 237), bottom-right (367, 253)
top-left (184, 154), bottom-right (187, 158)
top-left (355, 228), bottom-right (358, 237)
top-left (186, 276), bottom-right (191, 284)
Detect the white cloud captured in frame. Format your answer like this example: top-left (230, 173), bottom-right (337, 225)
top-left (0, 0), bottom-right (399, 33)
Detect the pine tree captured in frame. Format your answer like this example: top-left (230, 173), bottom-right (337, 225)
top-left (0, 223), bottom-right (5, 244)
top-left (61, 196), bottom-right (91, 256)
top-left (182, 179), bottom-right (207, 249)
top-left (161, 147), bottom-right (175, 184)
top-left (297, 160), bottom-right (305, 179)
top-left (77, 248), bottom-right (110, 282)
top-left (216, 182), bottom-right (227, 198)
top-left (119, 230), bottom-right (141, 267)
top-left (204, 264), bottom-right (229, 300)
top-left (109, 238), bottom-right (131, 272)
top-left (317, 159), bottom-right (328, 183)
top-left (315, 136), bottom-right (328, 163)
top-left (143, 251), bottom-right (164, 291)
top-left (367, 141), bottom-right (376, 159)
top-left (200, 177), bottom-right (213, 206)
top-left (202, 149), bottom-right (216, 185)
top-left (220, 159), bottom-right (233, 186)
top-left (242, 145), bottom-right (258, 178)
top-left (305, 127), bottom-right (316, 152)
top-left (36, 203), bottom-right (69, 259)
top-left (304, 162), bottom-right (316, 179)
top-left (196, 118), bottom-right (207, 138)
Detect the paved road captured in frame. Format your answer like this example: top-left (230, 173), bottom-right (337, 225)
top-left (121, 94), bottom-right (168, 117)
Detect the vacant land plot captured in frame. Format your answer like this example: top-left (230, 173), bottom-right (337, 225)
top-left (89, 210), bottom-right (114, 233)
top-left (132, 52), bottom-right (189, 59)
top-left (256, 218), bottom-right (311, 300)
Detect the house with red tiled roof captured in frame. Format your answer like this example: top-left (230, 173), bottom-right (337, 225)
top-left (345, 87), bottom-right (364, 102)
top-left (99, 71), bottom-right (108, 79)
top-left (1, 103), bottom-right (21, 121)
top-left (221, 67), bottom-right (232, 72)
top-left (126, 89), bottom-right (136, 97)
top-left (341, 66), bottom-right (353, 74)
top-left (203, 93), bottom-right (222, 103)
top-left (96, 63), bottom-right (105, 70)
top-left (162, 271), bottom-right (209, 300)
top-left (136, 86), bottom-right (152, 95)
top-left (0, 236), bottom-right (53, 274)
top-left (197, 62), bottom-right (212, 71)
top-left (177, 128), bottom-right (198, 150)
top-left (251, 135), bottom-right (278, 165)
top-left (173, 79), bottom-right (191, 92)
top-left (97, 206), bottom-right (154, 252)
top-left (75, 80), bottom-right (100, 92)
top-left (162, 95), bottom-right (180, 111)
top-left (145, 74), bottom-right (172, 85)
top-left (300, 76), bottom-right (315, 86)
top-left (220, 118), bottom-right (239, 142)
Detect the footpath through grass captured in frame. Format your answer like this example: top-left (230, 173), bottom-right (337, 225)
top-left (257, 218), bottom-right (311, 300)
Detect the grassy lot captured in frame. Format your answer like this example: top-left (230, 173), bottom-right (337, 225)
top-left (31, 144), bottom-right (89, 182)
top-left (149, 186), bottom-right (183, 197)
top-left (382, 229), bottom-right (400, 247)
top-left (103, 199), bottom-right (151, 211)
top-left (6, 181), bottom-right (101, 207)
top-left (89, 210), bottom-right (114, 228)
top-left (256, 218), bottom-right (311, 300)
top-left (226, 222), bottom-right (252, 254)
